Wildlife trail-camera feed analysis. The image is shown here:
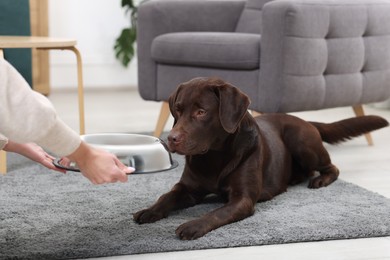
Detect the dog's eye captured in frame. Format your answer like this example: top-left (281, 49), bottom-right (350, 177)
top-left (174, 105), bottom-right (182, 116)
top-left (196, 109), bottom-right (206, 117)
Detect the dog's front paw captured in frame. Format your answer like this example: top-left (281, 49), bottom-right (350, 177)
top-left (176, 219), bottom-right (211, 240)
top-left (133, 208), bottom-right (165, 224)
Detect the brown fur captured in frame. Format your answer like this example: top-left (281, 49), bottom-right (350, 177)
top-left (133, 77), bottom-right (389, 240)
top-left (310, 117), bottom-right (388, 144)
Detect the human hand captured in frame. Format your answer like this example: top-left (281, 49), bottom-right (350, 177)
top-left (3, 141), bottom-right (66, 173)
top-left (67, 141), bottom-right (134, 184)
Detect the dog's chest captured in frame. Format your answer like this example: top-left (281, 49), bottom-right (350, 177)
top-left (187, 153), bottom-right (227, 192)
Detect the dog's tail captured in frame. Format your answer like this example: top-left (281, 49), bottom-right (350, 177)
top-left (309, 115), bottom-right (389, 144)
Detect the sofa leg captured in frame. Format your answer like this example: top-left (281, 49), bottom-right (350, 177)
top-left (154, 102), bottom-right (170, 138)
top-left (0, 150), bottom-right (6, 175)
top-left (352, 105), bottom-right (373, 146)
top-left (251, 110), bottom-right (262, 117)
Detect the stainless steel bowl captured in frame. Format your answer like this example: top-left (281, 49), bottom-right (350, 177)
top-left (54, 133), bottom-right (178, 174)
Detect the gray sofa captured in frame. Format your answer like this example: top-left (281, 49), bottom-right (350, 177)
top-left (137, 0), bottom-right (390, 137)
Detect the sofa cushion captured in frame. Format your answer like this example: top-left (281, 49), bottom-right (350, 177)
top-left (235, 0), bottom-right (273, 34)
top-left (151, 32), bottom-right (260, 70)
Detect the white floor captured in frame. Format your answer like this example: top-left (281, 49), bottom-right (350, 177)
top-left (49, 88), bottom-right (390, 260)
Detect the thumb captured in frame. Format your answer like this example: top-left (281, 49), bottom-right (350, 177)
top-left (126, 166), bottom-right (136, 174)
top-left (113, 157), bottom-right (134, 176)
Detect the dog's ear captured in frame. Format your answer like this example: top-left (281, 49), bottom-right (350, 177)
top-left (168, 84), bottom-right (183, 126)
top-left (216, 83), bottom-right (250, 133)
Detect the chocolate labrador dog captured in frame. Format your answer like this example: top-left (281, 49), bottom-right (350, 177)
top-left (134, 77), bottom-right (389, 240)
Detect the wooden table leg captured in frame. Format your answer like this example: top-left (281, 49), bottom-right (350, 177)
top-left (0, 150), bottom-right (7, 175)
top-left (67, 46), bottom-right (85, 135)
top-left (39, 46), bottom-right (86, 135)
top-left (0, 49), bottom-right (7, 174)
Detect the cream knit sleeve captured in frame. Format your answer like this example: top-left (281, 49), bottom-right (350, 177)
top-left (0, 59), bottom-right (81, 157)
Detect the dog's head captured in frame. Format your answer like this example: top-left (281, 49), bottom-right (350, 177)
top-left (167, 77), bottom-right (250, 155)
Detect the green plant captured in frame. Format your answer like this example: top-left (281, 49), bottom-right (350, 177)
top-left (114, 0), bottom-right (139, 67)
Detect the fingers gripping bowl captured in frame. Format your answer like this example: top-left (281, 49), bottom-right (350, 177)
top-left (54, 133), bottom-right (178, 174)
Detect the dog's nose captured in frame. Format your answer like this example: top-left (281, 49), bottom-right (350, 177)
top-left (168, 132), bottom-right (182, 144)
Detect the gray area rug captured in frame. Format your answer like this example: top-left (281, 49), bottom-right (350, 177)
top-left (1, 152), bottom-right (390, 260)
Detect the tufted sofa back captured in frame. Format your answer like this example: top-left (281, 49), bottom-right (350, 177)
top-left (235, 0), bottom-right (273, 34)
top-left (257, 0), bottom-right (390, 112)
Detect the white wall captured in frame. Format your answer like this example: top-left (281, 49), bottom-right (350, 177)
top-left (48, 0), bottom-right (138, 89)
